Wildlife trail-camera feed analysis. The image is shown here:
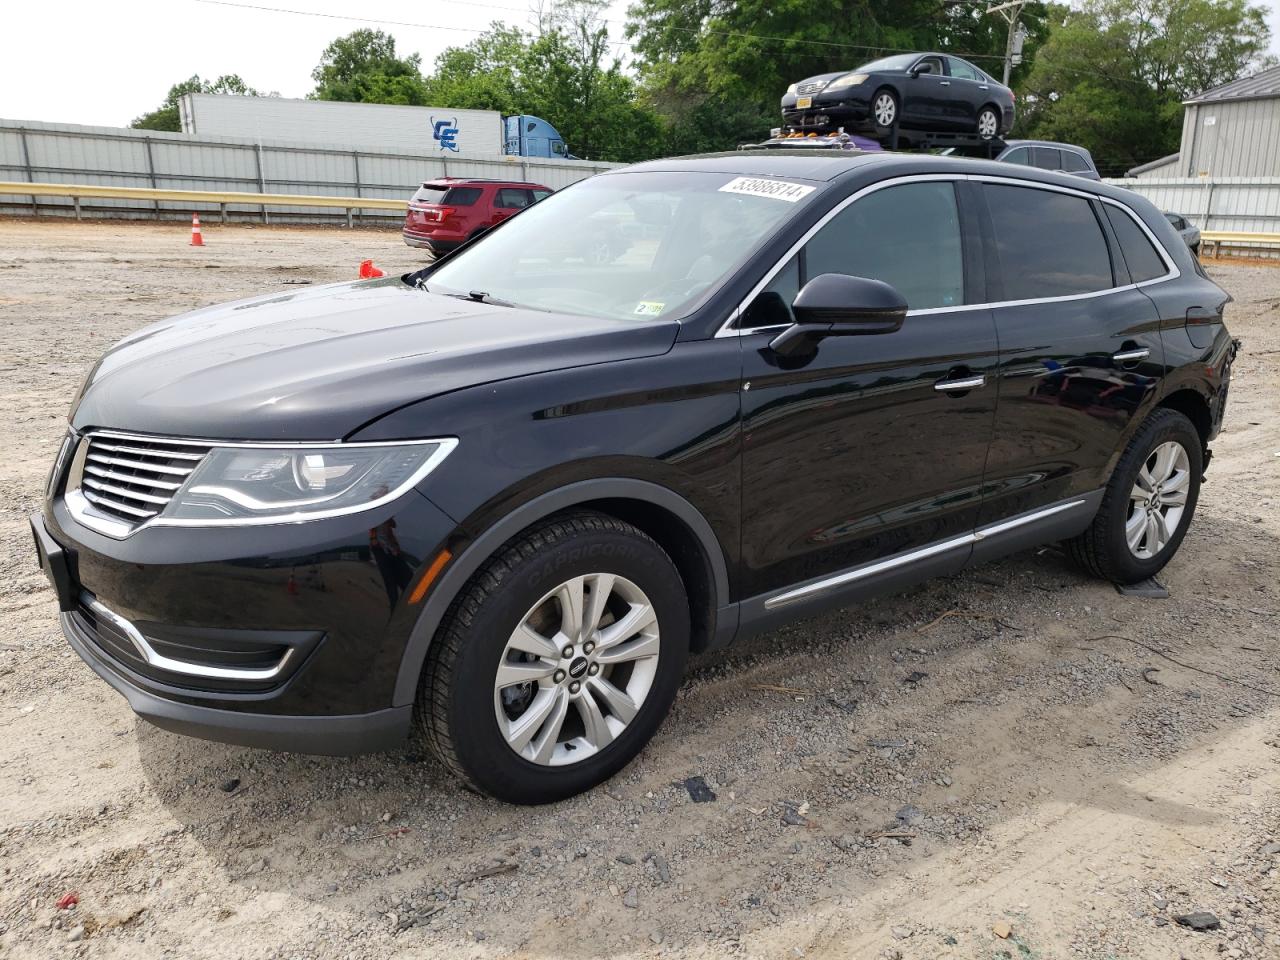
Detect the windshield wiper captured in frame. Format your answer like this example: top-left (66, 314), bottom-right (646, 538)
top-left (447, 290), bottom-right (517, 308)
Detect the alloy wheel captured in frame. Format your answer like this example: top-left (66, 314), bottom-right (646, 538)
top-left (1126, 440), bottom-right (1191, 559)
top-left (978, 109), bottom-right (999, 139)
top-left (493, 573), bottom-right (660, 766)
top-left (874, 93), bottom-right (897, 128)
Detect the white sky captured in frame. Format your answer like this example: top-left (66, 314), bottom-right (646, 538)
top-left (2, 0), bottom-right (1279, 129)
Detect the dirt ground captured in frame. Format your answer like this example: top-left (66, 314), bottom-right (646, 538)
top-left (0, 219), bottom-right (1277, 960)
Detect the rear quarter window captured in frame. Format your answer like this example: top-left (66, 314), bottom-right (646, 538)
top-left (443, 187), bottom-right (483, 206)
top-left (1061, 151), bottom-right (1091, 173)
top-left (985, 184), bottom-right (1114, 300)
top-left (1105, 205), bottom-right (1170, 283)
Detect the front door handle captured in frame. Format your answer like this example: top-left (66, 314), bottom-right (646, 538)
top-left (939, 80), bottom-right (951, 86)
top-left (935, 374), bottom-right (986, 392)
top-left (979, 85), bottom-right (990, 90)
top-left (1112, 347), bottom-right (1150, 363)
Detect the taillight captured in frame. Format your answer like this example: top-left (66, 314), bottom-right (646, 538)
top-left (409, 205), bottom-right (456, 222)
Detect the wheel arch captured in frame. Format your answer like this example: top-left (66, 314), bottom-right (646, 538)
top-left (1158, 387), bottom-right (1212, 450)
top-left (392, 478), bottom-right (732, 706)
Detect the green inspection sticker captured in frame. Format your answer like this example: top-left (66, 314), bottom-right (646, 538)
top-left (633, 301), bottom-right (665, 316)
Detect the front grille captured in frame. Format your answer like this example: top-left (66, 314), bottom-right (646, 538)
top-left (76, 435), bottom-right (211, 529)
top-left (797, 80), bottom-right (829, 95)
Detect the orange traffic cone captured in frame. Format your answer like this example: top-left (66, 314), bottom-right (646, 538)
top-left (358, 259), bottom-right (384, 278)
top-left (189, 212), bottom-right (204, 247)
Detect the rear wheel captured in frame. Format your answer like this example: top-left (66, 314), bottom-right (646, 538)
top-left (1066, 408), bottom-right (1202, 583)
top-left (872, 89), bottom-right (899, 133)
top-left (416, 512), bottom-right (689, 804)
top-left (977, 106), bottom-right (1001, 140)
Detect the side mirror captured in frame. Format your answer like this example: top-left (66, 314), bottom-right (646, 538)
top-left (769, 274), bottom-right (907, 357)
top-left (911, 63), bottom-right (932, 77)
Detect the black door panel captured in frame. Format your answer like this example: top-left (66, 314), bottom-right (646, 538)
top-left (979, 291), bottom-right (1164, 525)
top-left (740, 309), bottom-right (999, 596)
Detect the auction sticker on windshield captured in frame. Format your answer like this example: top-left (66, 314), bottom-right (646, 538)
top-left (719, 177), bottom-right (816, 203)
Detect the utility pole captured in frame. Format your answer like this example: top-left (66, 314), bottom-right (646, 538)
top-left (986, 1), bottom-right (1027, 86)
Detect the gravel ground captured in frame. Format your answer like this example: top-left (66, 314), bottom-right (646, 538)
top-left (0, 219), bottom-right (1277, 960)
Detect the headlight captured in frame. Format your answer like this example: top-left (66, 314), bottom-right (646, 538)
top-left (161, 439), bottom-right (456, 525)
top-left (827, 73), bottom-right (868, 90)
top-left (786, 83), bottom-right (797, 95)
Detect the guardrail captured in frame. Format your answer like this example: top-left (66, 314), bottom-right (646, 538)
top-left (0, 181), bottom-right (406, 227)
top-left (1200, 230), bottom-right (1280, 258)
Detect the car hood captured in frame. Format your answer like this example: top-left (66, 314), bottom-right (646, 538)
top-left (71, 278), bottom-right (679, 440)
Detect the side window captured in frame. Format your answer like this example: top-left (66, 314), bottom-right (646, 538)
top-left (1061, 150), bottom-right (1090, 173)
top-left (915, 56), bottom-right (944, 75)
top-left (1105, 205), bottom-right (1169, 283)
top-left (806, 181), bottom-right (965, 310)
top-left (985, 184), bottom-right (1114, 299)
top-left (552, 142), bottom-right (568, 156)
top-left (1032, 147), bottom-right (1063, 170)
top-left (949, 58), bottom-right (981, 81)
top-left (442, 186), bottom-right (482, 206)
top-left (742, 255), bottom-right (801, 328)
top-left (496, 188), bottom-right (533, 209)
top-left (1001, 147), bottom-right (1031, 166)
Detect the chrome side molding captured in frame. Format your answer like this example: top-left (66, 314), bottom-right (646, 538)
top-left (764, 498), bottom-right (1088, 610)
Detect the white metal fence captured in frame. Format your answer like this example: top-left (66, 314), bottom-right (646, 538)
top-left (1105, 176), bottom-right (1280, 233)
top-left (0, 119), bottom-right (619, 225)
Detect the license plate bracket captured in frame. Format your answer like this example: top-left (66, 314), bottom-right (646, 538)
top-left (796, 96), bottom-right (813, 110)
top-left (30, 515), bottom-right (77, 612)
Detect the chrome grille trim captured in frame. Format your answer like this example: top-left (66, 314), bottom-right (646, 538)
top-left (66, 432), bottom-right (213, 537)
top-left (797, 80), bottom-right (829, 94)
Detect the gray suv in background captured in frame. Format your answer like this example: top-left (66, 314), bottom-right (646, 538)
top-left (995, 140), bottom-right (1100, 180)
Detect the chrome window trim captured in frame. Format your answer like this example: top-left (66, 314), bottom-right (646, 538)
top-left (64, 430), bottom-right (458, 538)
top-left (68, 592), bottom-right (294, 682)
top-left (717, 172), bottom-right (1180, 339)
top-left (763, 498), bottom-right (1087, 610)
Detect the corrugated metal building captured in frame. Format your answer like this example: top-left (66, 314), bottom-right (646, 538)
top-left (1128, 65), bottom-right (1280, 177)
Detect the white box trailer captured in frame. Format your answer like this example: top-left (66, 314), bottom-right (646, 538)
top-left (178, 94), bottom-right (571, 158)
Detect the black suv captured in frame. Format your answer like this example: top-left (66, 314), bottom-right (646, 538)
top-left (33, 152), bottom-right (1235, 804)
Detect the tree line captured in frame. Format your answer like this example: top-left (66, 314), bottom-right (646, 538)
top-left (132, 0), bottom-right (1273, 175)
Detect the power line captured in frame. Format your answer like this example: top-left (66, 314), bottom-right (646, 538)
top-left (193, 0), bottom-right (1009, 62)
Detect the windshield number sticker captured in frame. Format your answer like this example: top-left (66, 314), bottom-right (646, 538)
top-left (634, 301), bottom-right (665, 316)
top-left (719, 177), bottom-right (815, 203)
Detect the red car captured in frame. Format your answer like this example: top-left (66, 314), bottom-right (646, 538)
top-left (402, 178), bottom-right (553, 254)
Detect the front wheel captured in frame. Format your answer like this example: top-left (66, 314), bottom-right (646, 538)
top-left (977, 106), bottom-right (1001, 140)
top-left (416, 512), bottom-right (689, 804)
top-left (1066, 408), bottom-right (1202, 583)
top-left (872, 89), bottom-right (899, 133)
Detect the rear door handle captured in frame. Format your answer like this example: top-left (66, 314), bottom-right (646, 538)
top-left (939, 81), bottom-right (951, 86)
top-left (1112, 348), bottom-right (1150, 363)
top-left (934, 375), bottom-right (986, 392)
top-left (979, 85), bottom-right (990, 90)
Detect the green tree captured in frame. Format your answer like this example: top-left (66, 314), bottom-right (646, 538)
top-left (1021, 0), bottom-right (1272, 175)
top-left (131, 74), bottom-right (259, 131)
top-left (421, 4), bottom-right (664, 163)
top-left (310, 29), bottom-right (431, 105)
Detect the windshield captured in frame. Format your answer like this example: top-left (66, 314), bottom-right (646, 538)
top-left (418, 171), bottom-right (815, 321)
top-left (855, 53), bottom-right (918, 73)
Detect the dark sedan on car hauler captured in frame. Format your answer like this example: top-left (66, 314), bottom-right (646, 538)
top-left (34, 151), bottom-right (1234, 804)
top-left (782, 52), bottom-right (1016, 140)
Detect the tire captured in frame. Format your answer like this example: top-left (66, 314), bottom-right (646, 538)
top-left (415, 512), bottom-right (690, 804)
top-left (1066, 408), bottom-right (1203, 584)
top-left (977, 106), bottom-right (1001, 140)
top-left (872, 89), bottom-right (899, 133)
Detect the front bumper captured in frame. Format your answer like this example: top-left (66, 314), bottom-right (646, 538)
top-left (32, 482), bottom-right (457, 754)
top-left (62, 605), bottom-right (411, 754)
top-left (781, 93), bottom-right (873, 130)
